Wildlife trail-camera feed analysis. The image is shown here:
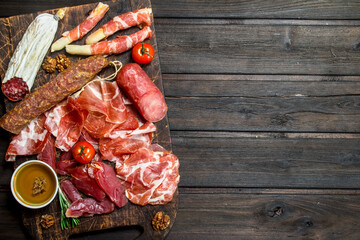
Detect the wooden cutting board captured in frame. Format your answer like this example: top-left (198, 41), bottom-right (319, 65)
top-left (0, 0), bottom-right (178, 239)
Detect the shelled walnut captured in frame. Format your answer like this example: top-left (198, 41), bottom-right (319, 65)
top-left (42, 57), bottom-right (56, 73)
top-left (56, 54), bottom-right (71, 72)
top-left (152, 212), bottom-right (170, 231)
top-left (40, 214), bottom-right (55, 229)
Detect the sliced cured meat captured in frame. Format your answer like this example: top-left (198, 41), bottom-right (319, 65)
top-left (107, 121), bottom-right (156, 139)
top-left (68, 165), bottom-right (106, 201)
top-left (91, 161), bottom-right (128, 208)
top-left (59, 150), bottom-right (73, 161)
top-left (99, 121), bottom-right (155, 161)
top-left (80, 129), bottom-right (99, 152)
top-left (77, 81), bottom-right (127, 139)
top-left (55, 97), bottom-right (88, 151)
top-left (116, 147), bottom-right (180, 206)
top-left (5, 115), bottom-right (50, 161)
top-left (44, 100), bottom-right (67, 137)
top-left (77, 81), bottom-right (127, 124)
top-left (0, 55), bottom-right (109, 134)
top-left (87, 154), bottom-right (102, 178)
top-left (37, 136), bottom-right (56, 171)
top-left (56, 159), bottom-right (78, 176)
top-left (116, 63), bottom-right (167, 122)
top-left (85, 8), bottom-right (152, 44)
top-left (60, 180), bottom-right (82, 203)
top-left (66, 198), bottom-right (114, 218)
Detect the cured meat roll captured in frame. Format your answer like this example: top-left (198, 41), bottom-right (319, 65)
top-left (116, 63), bottom-right (167, 122)
top-left (0, 55), bottom-right (109, 134)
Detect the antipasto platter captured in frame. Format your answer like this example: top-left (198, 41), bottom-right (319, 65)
top-left (0, 0), bottom-right (179, 239)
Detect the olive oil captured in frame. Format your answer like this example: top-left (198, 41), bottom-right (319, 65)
top-left (13, 162), bottom-right (57, 206)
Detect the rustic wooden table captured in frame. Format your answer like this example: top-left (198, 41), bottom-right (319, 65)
top-left (1, 0), bottom-right (360, 239)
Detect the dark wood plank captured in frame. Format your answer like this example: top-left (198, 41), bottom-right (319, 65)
top-left (166, 95), bottom-right (360, 132)
top-left (1, 0), bottom-right (360, 20)
top-left (163, 74), bottom-right (360, 97)
top-left (156, 19), bottom-right (360, 75)
top-left (167, 188), bottom-right (360, 240)
top-left (172, 131), bottom-right (360, 188)
top-left (152, 0), bottom-right (360, 20)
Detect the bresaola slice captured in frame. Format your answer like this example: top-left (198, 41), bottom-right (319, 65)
top-left (66, 198), bottom-right (115, 218)
top-left (68, 165), bottom-right (106, 201)
top-left (91, 161), bottom-right (128, 208)
top-left (56, 159), bottom-right (78, 176)
top-left (60, 180), bottom-right (82, 203)
top-left (5, 115), bottom-right (50, 161)
top-left (37, 136), bottom-right (56, 171)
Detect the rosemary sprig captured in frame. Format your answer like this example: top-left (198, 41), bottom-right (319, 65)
top-left (58, 183), bottom-right (80, 230)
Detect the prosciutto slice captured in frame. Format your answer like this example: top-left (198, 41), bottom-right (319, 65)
top-left (60, 180), bottom-right (82, 203)
top-left (68, 165), bottom-right (106, 201)
top-left (66, 198), bottom-right (114, 218)
top-left (37, 136), bottom-right (56, 171)
top-left (77, 81), bottom-right (127, 138)
top-left (116, 147), bottom-right (180, 206)
top-left (99, 122), bottom-right (155, 161)
top-left (5, 115), bottom-right (50, 161)
top-left (91, 161), bottom-right (128, 208)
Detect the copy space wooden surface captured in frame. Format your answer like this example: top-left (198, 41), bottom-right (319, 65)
top-left (1, 0), bottom-right (360, 240)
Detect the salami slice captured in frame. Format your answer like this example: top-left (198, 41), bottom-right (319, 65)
top-left (0, 55), bottom-right (109, 134)
top-left (116, 63), bottom-right (167, 122)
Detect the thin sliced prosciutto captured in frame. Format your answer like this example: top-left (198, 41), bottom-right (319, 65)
top-left (91, 161), bottom-right (128, 208)
top-left (68, 165), bottom-right (106, 201)
top-left (116, 147), bottom-right (180, 206)
top-left (66, 198), bottom-right (114, 218)
top-left (5, 115), bottom-right (50, 161)
top-left (37, 136), bottom-right (56, 171)
top-left (60, 180), bottom-right (82, 203)
top-left (77, 81), bottom-right (127, 138)
top-left (99, 122), bottom-right (155, 161)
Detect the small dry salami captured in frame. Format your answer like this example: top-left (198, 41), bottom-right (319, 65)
top-left (116, 63), bottom-right (167, 122)
top-left (2, 77), bottom-right (29, 101)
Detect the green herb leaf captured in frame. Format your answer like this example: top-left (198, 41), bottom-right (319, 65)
top-left (58, 182), bottom-right (80, 230)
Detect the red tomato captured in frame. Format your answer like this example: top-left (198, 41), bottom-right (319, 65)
top-left (72, 141), bottom-right (95, 164)
top-left (132, 43), bottom-right (154, 64)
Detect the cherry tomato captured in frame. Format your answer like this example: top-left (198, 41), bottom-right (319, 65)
top-left (132, 42), bottom-right (154, 64)
top-left (72, 141), bottom-right (95, 164)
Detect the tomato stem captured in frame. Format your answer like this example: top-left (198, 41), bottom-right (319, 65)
top-left (141, 43), bottom-right (153, 58)
top-left (77, 146), bottom-right (89, 160)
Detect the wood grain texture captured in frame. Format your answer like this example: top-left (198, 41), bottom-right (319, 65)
top-left (1, 0), bottom-right (360, 20)
top-left (172, 131), bottom-right (360, 188)
top-left (166, 96), bottom-right (360, 132)
top-left (0, 0), bottom-right (177, 239)
top-left (167, 188), bottom-right (360, 240)
top-left (155, 19), bottom-right (360, 75)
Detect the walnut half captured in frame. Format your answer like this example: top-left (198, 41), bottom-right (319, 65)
top-left (56, 54), bottom-right (71, 72)
top-left (152, 212), bottom-right (170, 231)
top-left (40, 214), bottom-right (55, 229)
top-left (42, 57), bottom-right (56, 73)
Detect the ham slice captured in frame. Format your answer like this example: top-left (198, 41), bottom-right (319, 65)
top-left (66, 198), bottom-right (114, 218)
top-left (68, 165), bottom-right (106, 201)
top-left (60, 180), bottom-right (82, 203)
top-left (116, 147), bottom-right (180, 206)
top-left (5, 115), bottom-right (50, 161)
top-left (37, 136), bottom-right (56, 171)
top-left (91, 161), bottom-right (128, 208)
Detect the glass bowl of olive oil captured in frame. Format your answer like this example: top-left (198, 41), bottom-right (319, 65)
top-left (11, 160), bottom-right (58, 209)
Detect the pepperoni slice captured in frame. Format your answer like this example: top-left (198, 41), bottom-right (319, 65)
top-left (2, 77), bottom-right (29, 101)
